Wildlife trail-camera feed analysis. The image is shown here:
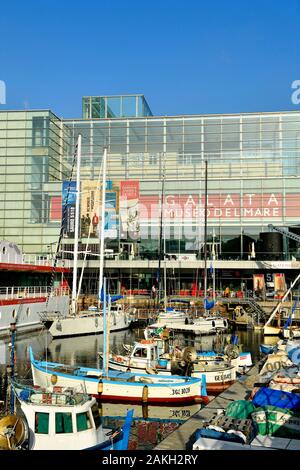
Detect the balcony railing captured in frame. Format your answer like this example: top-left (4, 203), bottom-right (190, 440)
top-left (0, 286), bottom-right (70, 300)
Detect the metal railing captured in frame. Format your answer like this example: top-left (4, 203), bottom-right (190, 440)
top-left (0, 252), bottom-right (71, 268)
top-left (0, 286), bottom-right (70, 300)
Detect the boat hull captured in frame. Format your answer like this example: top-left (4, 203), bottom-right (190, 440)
top-left (0, 296), bottom-right (69, 337)
top-left (47, 312), bottom-right (131, 338)
top-left (31, 355), bottom-right (207, 405)
top-left (150, 317), bottom-right (228, 335)
top-left (107, 358), bottom-right (236, 395)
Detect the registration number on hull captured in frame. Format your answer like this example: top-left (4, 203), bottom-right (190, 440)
top-left (171, 387), bottom-right (190, 395)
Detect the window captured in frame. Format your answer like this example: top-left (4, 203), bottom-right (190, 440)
top-left (76, 412), bottom-right (92, 431)
top-left (32, 116), bottom-right (49, 147)
top-left (35, 412), bottom-right (49, 434)
top-left (149, 155), bottom-right (157, 165)
top-left (55, 412), bottom-right (73, 434)
top-left (133, 348), bottom-right (146, 357)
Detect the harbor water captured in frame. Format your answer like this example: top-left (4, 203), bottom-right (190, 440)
top-left (0, 327), bottom-right (277, 450)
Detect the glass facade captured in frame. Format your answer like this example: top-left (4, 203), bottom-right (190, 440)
top-left (0, 110), bottom-right (70, 255)
top-left (82, 95), bottom-right (153, 119)
top-left (1, 102), bottom-right (300, 269)
top-left (64, 111), bottom-right (300, 262)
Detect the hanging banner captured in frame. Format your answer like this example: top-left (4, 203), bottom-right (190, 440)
top-left (253, 274), bottom-right (265, 297)
top-left (62, 181), bottom-right (77, 237)
top-left (80, 181), bottom-right (118, 238)
top-left (80, 181), bottom-right (100, 238)
top-left (120, 180), bottom-right (140, 240)
top-left (274, 273), bottom-right (286, 298)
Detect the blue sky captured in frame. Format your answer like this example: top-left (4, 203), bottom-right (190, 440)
top-left (0, 0), bottom-right (299, 117)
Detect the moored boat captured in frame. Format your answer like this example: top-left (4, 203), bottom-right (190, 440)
top-left (42, 302), bottom-right (132, 339)
top-left (105, 340), bottom-right (236, 395)
top-left (29, 347), bottom-right (208, 405)
top-left (0, 381), bottom-right (133, 450)
top-left (150, 315), bottom-right (229, 336)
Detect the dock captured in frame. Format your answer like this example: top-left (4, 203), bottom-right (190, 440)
top-left (154, 362), bottom-right (261, 450)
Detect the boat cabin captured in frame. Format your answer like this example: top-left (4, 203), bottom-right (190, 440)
top-left (123, 340), bottom-right (170, 370)
top-left (19, 389), bottom-right (105, 450)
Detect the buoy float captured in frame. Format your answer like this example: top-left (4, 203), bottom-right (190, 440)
top-left (142, 385), bottom-right (148, 403)
top-left (50, 374), bottom-right (57, 385)
top-left (98, 380), bottom-right (103, 394)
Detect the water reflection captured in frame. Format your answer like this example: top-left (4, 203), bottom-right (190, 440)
top-left (0, 327), bottom-right (265, 449)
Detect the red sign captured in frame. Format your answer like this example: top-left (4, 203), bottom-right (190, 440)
top-left (120, 180), bottom-right (139, 200)
top-left (139, 192), bottom-right (284, 219)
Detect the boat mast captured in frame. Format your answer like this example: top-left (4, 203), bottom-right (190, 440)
top-left (99, 147), bottom-right (107, 308)
top-left (212, 228), bottom-right (216, 302)
top-left (102, 276), bottom-right (108, 377)
top-left (204, 160), bottom-right (208, 312)
top-left (157, 161), bottom-right (165, 307)
top-left (71, 134), bottom-right (82, 316)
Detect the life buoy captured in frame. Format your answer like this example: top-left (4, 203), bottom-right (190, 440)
top-left (113, 355), bottom-right (124, 363)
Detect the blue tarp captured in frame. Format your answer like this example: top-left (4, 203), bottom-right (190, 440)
top-left (99, 288), bottom-right (123, 303)
top-left (288, 347), bottom-right (300, 365)
top-left (204, 298), bottom-right (215, 310)
top-left (252, 387), bottom-right (300, 411)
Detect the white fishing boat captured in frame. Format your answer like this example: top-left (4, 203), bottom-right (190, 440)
top-left (29, 347), bottom-right (208, 405)
top-left (150, 315), bottom-right (229, 336)
top-left (105, 339), bottom-right (236, 394)
top-left (155, 307), bottom-right (188, 324)
top-left (0, 381), bottom-right (133, 450)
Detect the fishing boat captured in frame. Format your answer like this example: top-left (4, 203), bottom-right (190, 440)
top-left (0, 381), bottom-right (133, 450)
top-left (105, 340), bottom-right (236, 394)
top-left (29, 347), bottom-right (208, 405)
top-left (150, 315), bottom-right (229, 335)
top-left (155, 307), bottom-right (188, 324)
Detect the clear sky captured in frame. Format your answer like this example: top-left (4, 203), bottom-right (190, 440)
top-left (0, 0), bottom-right (299, 117)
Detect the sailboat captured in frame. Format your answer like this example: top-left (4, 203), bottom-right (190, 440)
top-left (150, 161), bottom-right (229, 336)
top-left (30, 278), bottom-right (209, 405)
top-left (154, 166), bottom-right (190, 325)
top-left (41, 141), bottom-right (132, 339)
